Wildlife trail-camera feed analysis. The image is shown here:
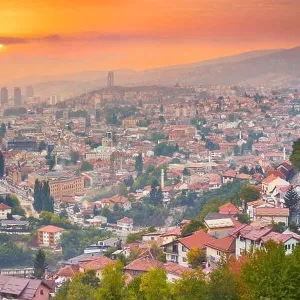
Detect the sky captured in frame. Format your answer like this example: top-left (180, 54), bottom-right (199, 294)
top-left (0, 0), bottom-right (300, 83)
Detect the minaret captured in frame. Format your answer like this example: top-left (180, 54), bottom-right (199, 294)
top-left (283, 146), bottom-right (286, 161)
top-left (161, 169), bottom-right (165, 189)
top-left (239, 130), bottom-right (242, 140)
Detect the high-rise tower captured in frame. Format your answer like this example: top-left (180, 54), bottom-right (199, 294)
top-left (107, 71), bottom-right (114, 88)
top-left (26, 85), bottom-right (34, 98)
top-left (1, 87), bottom-right (8, 105)
top-left (14, 87), bottom-right (22, 106)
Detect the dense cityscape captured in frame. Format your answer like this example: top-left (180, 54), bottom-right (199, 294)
top-left (1, 0), bottom-right (300, 299)
top-left (0, 68), bottom-right (300, 299)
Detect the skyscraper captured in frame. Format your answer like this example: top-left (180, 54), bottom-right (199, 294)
top-left (107, 71), bottom-right (114, 88)
top-left (14, 87), bottom-right (22, 106)
top-left (1, 87), bottom-right (8, 105)
top-left (26, 85), bottom-right (34, 98)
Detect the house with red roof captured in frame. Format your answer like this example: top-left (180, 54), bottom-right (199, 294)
top-left (37, 225), bottom-right (64, 248)
top-left (162, 230), bottom-right (215, 267)
top-left (0, 203), bottom-right (11, 220)
top-left (262, 175), bottom-right (289, 195)
top-left (101, 195), bottom-right (131, 211)
top-left (222, 170), bottom-right (236, 184)
top-left (231, 224), bottom-right (299, 257)
top-left (162, 262), bottom-right (192, 282)
top-left (79, 256), bottom-right (113, 279)
top-left (218, 203), bottom-right (240, 215)
top-left (124, 254), bottom-right (163, 278)
top-left (205, 235), bottom-right (236, 268)
top-left (117, 217), bottom-right (133, 232)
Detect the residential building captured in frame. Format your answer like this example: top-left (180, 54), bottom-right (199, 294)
top-left (254, 207), bottom-right (289, 226)
top-left (205, 236), bottom-right (236, 268)
top-left (117, 217), bottom-right (133, 232)
top-left (262, 175), bottom-right (289, 194)
top-left (0, 275), bottom-right (52, 300)
top-left (163, 230), bottom-right (215, 267)
top-left (0, 203), bottom-right (12, 220)
top-left (37, 225), bottom-right (64, 247)
top-left (124, 255), bottom-right (163, 277)
top-left (204, 212), bottom-right (242, 238)
top-left (79, 257), bottom-right (113, 279)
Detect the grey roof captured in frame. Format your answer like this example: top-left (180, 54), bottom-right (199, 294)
top-left (0, 275), bottom-right (45, 300)
top-left (63, 253), bottom-right (103, 265)
top-left (204, 212), bottom-right (234, 221)
top-left (1, 220), bottom-right (29, 226)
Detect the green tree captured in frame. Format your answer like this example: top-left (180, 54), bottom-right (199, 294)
top-left (98, 262), bottom-right (125, 300)
top-left (33, 179), bottom-right (42, 212)
top-left (0, 123), bottom-right (6, 139)
top-left (187, 248), bottom-right (205, 268)
top-left (140, 268), bottom-right (171, 300)
top-left (65, 274), bottom-right (96, 300)
top-left (70, 151), bottom-right (80, 164)
top-left (181, 219), bottom-right (203, 236)
top-left (241, 242), bottom-right (300, 300)
top-left (33, 249), bottom-right (48, 279)
top-left (38, 141), bottom-right (47, 152)
top-left (81, 161), bottom-right (94, 171)
top-left (0, 151), bottom-right (4, 178)
top-left (173, 268), bottom-right (208, 300)
top-left (135, 153), bottom-right (143, 173)
top-left (290, 139), bottom-right (300, 172)
top-left (41, 181), bottom-right (54, 213)
top-left (209, 264), bottom-right (239, 300)
top-left (240, 186), bottom-right (260, 203)
top-left (126, 275), bottom-right (146, 300)
top-left (284, 187), bottom-right (300, 215)
top-left (81, 269), bottom-right (100, 288)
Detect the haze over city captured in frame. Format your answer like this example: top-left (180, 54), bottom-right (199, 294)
top-left (1, 0), bottom-right (300, 83)
top-left (1, 1), bottom-right (300, 299)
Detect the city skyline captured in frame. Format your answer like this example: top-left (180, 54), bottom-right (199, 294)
top-left (0, 0), bottom-right (300, 83)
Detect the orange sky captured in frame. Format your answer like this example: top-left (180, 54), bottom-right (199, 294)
top-left (0, 0), bottom-right (300, 83)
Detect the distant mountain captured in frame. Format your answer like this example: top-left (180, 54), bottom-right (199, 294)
top-left (9, 47), bottom-right (300, 96)
top-left (135, 47), bottom-right (300, 86)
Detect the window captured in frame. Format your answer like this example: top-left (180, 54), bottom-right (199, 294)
top-left (133, 271), bottom-right (139, 275)
top-left (182, 257), bottom-right (187, 262)
top-left (40, 289), bottom-right (44, 295)
top-left (288, 244), bottom-right (291, 250)
top-left (151, 237), bottom-right (155, 241)
top-left (216, 250), bottom-right (221, 256)
top-left (182, 246), bottom-right (186, 252)
top-left (285, 245), bottom-right (288, 251)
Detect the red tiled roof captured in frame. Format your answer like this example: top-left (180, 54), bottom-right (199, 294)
top-left (163, 262), bottom-right (191, 277)
top-left (56, 265), bottom-right (79, 278)
top-left (222, 170), bottom-right (236, 178)
top-left (204, 236), bottom-right (235, 253)
top-left (231, 224), bottom-right (272, 241)
top-left (218, 203), bottom-right (240, 215)
top-left (38, 225), bottom-right (64, 233)
top-left (124, 256), bottom-right (163, 272)
top-left (256, 207), bottom-right (289, 217)
top-left (118, 217), bottom-right (133, 224)
top-left (160, 227), bottom-right (181, 237)
top-left (261, 232), bottom-right (300, 244)
top-left (262, 174), bottom-right (278, 184)
top-left (179, 230), bottom-right (215, 249)
top-left (79, 256), bottom-right (113, 271)
top-left (0, 203), bottom-right (12, 210)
